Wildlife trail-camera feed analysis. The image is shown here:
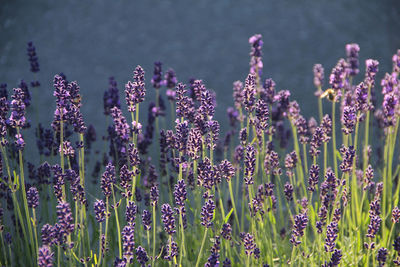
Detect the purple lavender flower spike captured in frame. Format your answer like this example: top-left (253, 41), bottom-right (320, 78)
top-left (242, 232), bottom-right (256, 255)
top-left (324, 221), bottom-right (338, 252)
top-left (346, 43), bottom-right (360, 76)
top-left (142, 210), bottom-right (152, 231)
top-left (150, 185), bottom-right (159, 206)
top-left (110, 107), bottom-right (131, 142)
top-left (244, 144), bottom-right (256, 185)
top-left (341, 106), bottom-right (356, 134)
top-left (38, 246), bottom-right (53, 267)
top-left (136, 246), bottom-right (149, 266)
top-left (284, 182), bottom-right (293, 201)
top-left (201, 199), bottom-right (216, 228)
top-left (262, 78), bottom-right (276, 104)
top-left (233, 80), bottom-right (244, 110)
top-left (27, 186), bottom-right (39, 209)
top-left (151, 61), bottom-right (164, 89)
top-left (104, 77), bottom-right (120, 116)
top-left (243, 74), bottom-right (256, 113)
top-left (377, 247), bottom-right (388, 267)
top-left (187, 127), bottom-right (202, 160)
top-left (329, 59), bottom-right (347, 100)
top-left (392, 207), bottom-right (400, 223)
top-left (307, 164), bottom-right (320, 192)
top-left (101, 162), bottom-right (116, 198)
top-left (313, 64), bottom-right (324, 91)
top-left (322, 249), bottom-right (342, 267)
top-left (126, 201), bottom-right (138, 225)
top-left (56, 201), bottom-right (74, 234)
top-left (393, 49), bottom-right (400, 73)
top-left (122, 224), bottom-right (135, 264)
top-left (221, 223), bottom-right (232, 240)
top-left (339, 145), bottom-right (355, 173)
top-left (174, 179), bottom-right (187, 208)
top-left (94, 199), bottom-right (106, 223)
top-left (290, 212), bottom-right (309, 246)
top-left (249, 34), bottom-right (263, 77)
top-left (41, 224), bottom-right (54, 246)
top-left (165, 68), bottom-right (177, 89)
top-left (27, 41), bottom-right (40, 73)
top-left (9, 88), bottom-right (27, 128)
top-left (125, 65), bottom-right (146, 112)
top-left (161, 203), bottom-right (176, 235)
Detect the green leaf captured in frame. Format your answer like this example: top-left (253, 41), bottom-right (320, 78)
top-left (224, 208), bottom-right (234, 223)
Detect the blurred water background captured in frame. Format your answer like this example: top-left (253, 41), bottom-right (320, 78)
top-left (0, 0), bottom-right (399, 157)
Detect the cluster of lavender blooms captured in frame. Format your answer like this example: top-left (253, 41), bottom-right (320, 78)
top-left (0, 37), bottom-right (400, 267)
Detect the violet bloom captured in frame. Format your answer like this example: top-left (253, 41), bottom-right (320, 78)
top-left (103, 77), bottom-right (120, 116)
top-left (187, 127), bottom-right (202, 160)
top-left (56, 201), bottom-right (74, 234)
top-left (382, 93), bottom-right (398, 127)
top-left (94, 199), bottom-right (106, 223)
top-left (324, 221), bottom-right (338, 252)
top-left (341, 106), bottom-right (357, 135)
top-left (19, 80), bottom-right (31, 107)
top-left (125, 65), bottom-right (146, 112)
top-left (9, 88), bottom-right (26, 128)
top-left (206, 120), bottom-right (219, 150)
top-left (243, 74), bottom-right (256, 113)
top-left (290, 212), bottom-right (309, 246)
top-left (339, 145), bottom-right (355, 173)
top-left (244, 144), bottom-right (256, 185)
top-left (174, 179), bottom-right (187, 208)
top-left (126, 201), bottom-right (138, 225)
top-left (242, 232), bottom-right (256, 256)
top-left (38, 246), bottom-right (53, 267)
top-left (142, 210), bottom-right (152, 231)
top-left (110, 107), bottom-right (131, 142)
top-left (255, 99), bottom-right (269, 131)
top-left (219, 160), bottom-right (235, 182)
top-left (346, 43), bottom-right (360, 76)
top-left (309, 127), bottom-right (323, 157)
top-left (27, 186), bottom-right (39, 209)
top-left (41, 224), bottom-right (54, 246)
top-left (321, 115), bottom-right (332, 142)
top-left (150, 185), bottom-right (159, 206)
top-left (322, 249), bottom-right (342, 267)
top-left (27, 41), bottom-right (40, 73)
top-left (161, 203), bottom-right (176, 235)
top-left (101, 162), bottom-right (116, 198)
top-left (122, 224), bottom-right (135, 264)
top-left (307, 164), bottom-right (320, 192)
top-left (313, 64), bottom-right (324, 90)
top-left (223, 258), bottom-right (231, 267)
top-left (201, 199), bottom-right (216, 228)
top-left (136, 246), bottom-right (149, 266)
top-left (221, 223), bottom-right (232, 240)
top-left (262, 78), bottom-right (276, 104)
top-left (174, 119), bottom-right (189, 152)
top-left (329, 59), bottom-right (347, 100)
top-left (249, 34), bottom-right (263, 77)
top-left (175, 83), bottom-right (195, 121)
top-left (284, 182), bottom-right (293, 201)
top-left (165, 68), bottom-right (177, 89)
top-left (233, 80), bottom-right (244, 110)
top-left (377, 247), bottom-right (388, 266)
top-left (151, 61), bottom-right (164, 89)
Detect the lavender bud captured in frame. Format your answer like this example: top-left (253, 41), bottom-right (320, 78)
top-left (243, 74), bottom-right (256, 112)
top-left (339, 145), bottom-right (355, 173)
top-left (174, 179), bottom-right (187, 208)
top-left (104, 77), bottom-right (120, 115)
top-left (244, 144), bottom-right (256, 185)
top-left (110, 107), bottom-right (131, 142)
top-left (142, 210), bottom-right (152, 231)
top-left (233, 81), bottom-right (244, 109)
top-left (56, 202), bottom-right (74, 234)
top-left (201, 199), bottom-right (216, 228)
top-left (392, 207), bottom-right (400, 223)
top-left (309, 127), bottom-right (323, 157)
top-left (219, 160), bottom-right (235, 182)
top-left (136, 246), bottom-right (149, 266)
top-left (126, 201), bottom-right (138, 225)
top-left (393, 49), bottom-right (400, 73)
top-left (122, 224), bottom-right (135, 264)
top-left (262, 78), bottom-right (275, 104)
top-left (313, 64), bottom-right (324, 89)
top-left (284, 182), bottom-right (294, 201)
top-left (324, 222), bottom-right (338, 252)
top-left (101, 163), bottom-right (116, 198)
top-left (161, 204), bottom-right (176, 235)
top-left (308, 164), bottom-right (320, 192)
top-left (377, 247), bottom-right (388, 266)
top-left (38, 246), bottom-right (53, 267)
top-left (346, 43), bottom-right (360, 76)
top-left (221, 223), bottom-right (232, 240)
top-left (125, 65), bottom-right (146, 112)
top-left (150, 185), bottom-right (159, 206)
top-left (290, 212), bottom-right (309, 246)
top-left (27, 186), bottom-right (39, 208)
top-left (341, 106), bottom-right (357, 135)
top-left (165, 69), bottom-right (177, 89)
top-left (249, 34), bottom-right (263, 77)
top-left (151, 61), bottom-right (163, 89)
top-left (27, 41), bottom-right (40, 73)
top-left (94, 200), bottom-right (106, 223)
top-left (242, 233), bottom-right (256, 255)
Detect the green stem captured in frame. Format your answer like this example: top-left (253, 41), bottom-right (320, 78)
top-left (195, 227), bottom-right (208, 267)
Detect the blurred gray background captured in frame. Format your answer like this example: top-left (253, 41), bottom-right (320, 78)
top-left (1, 0), bottom-right (400, 133)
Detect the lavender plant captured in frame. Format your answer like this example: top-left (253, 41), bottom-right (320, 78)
top-left (0, 37), bottom-right (400, 267)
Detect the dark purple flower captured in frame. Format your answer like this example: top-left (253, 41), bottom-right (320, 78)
top-left (290, 212), bottom-right (309, 246)
top-left (285, 151), bottom-right (297, 170)
top-left (219, 160), bottom-right (235, 182)
top-left (262, 78), bottom-right (276, 104)
top-left (221, 223), bottom-right (232, 240)
top-left (135, 246), bottom-right (149, 266)
top-left (322, 249), bottom-right (342, 267)
top-left (122, 224), bottom-right (135, 264)
top-left (38, 246), bottom-right (53, 267)
top-left (321, 115), bottom-right (332, 142)
top-left (164, 68), bottom-right (177, 89)
top-left (233, 80), bottom-right (244, 109)
top-left (150, 185), bottom-right (159, 206)
top-left (255, 99), bottom-right (269, 131)
top-left (393, 236), bottom-right (400, 254)
top-left (27, 186), bottom-right (39, 209)
top-left (284, 182), bottom-right (293, 201)
top-left (329, 59), bottom-right (347, 99)
top-left (346, 43), bottom-right (360, 76)
top-left (56, 201), bottom-right (74, 234)
top-left (27, 41), bottom-right (40, 73)
top-left (393, 49), bottom-right (400, 73)
top-left (392, 207), bottom-right (400, 223)
top-left (244, 144), bottom-right (256, 185)
top-left (249, 34), bottom-right (263, 77)
top-left (382, 92), bottom-right (398, 127)
top-left (242, 233), bottom-right (256, 255)
top-left (94, 199), bottom-right (107, 223)
top-left (365, 59), bottom-right (379, 80)
top-left (41, 224), bottom-right (55, 246)
top-left (341, 106), bottom-right (357, 135)
top-left (104, 77), bottom-right (120, 116)
top-left (142, 210), bottom-right (152, 231)
top-left (313, 64), bottom-right (324, 90)
top-left (243, 74), bottom-right (256, 112)
top-left (174, 179), bottom-right (187, 208)
top-left (110, 107), bottom-right (131, 142)
top-left (161, 203), bottom-right (176, 235)
top-left (174, 120), bottom-right (189, 152)
top-left (125, 65), bottom-right (146, 112)
top-left (151, 61), bottom-right (164, 89)
top-left (339, 145), bottom-right (355, 173)
top-left (101, 163), bottom-right (116, 198)
top-left (201, 199), bottom-right (216, 228)
top-left (366, 215), bottom-right (381, 239)
top-left (324, 221), bottom-right (338, 252)
top-left (9, 87), bottom-right (26, 128)
top-left (126, 201), bottom-right (138, 225)
top-left (187, 127), bottom-right (202, 160)
top-left (377, 247), bottom-right (388, 266)
top-left (264, 148), bottom-right (281, 175)
top-left (308, 164), bottom-right (320, 192)
top-left (223, 258), bottom-right (231, 267)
